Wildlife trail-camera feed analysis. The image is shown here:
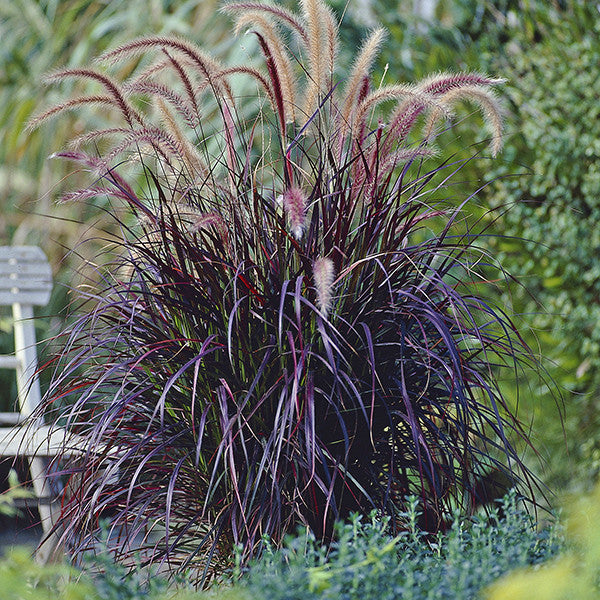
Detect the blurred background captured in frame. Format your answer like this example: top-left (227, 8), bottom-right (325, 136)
top-left (0, 0), bottom-right (598, 527)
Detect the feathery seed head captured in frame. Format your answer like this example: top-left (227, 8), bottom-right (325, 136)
top-left (192, 211), bottom-right (226, 231)
top-left (192, 212), bottom-right (229, 245)
top-left (282, 185), bottom-right (306, 239)
top-left (313, 257), bottom-right (335, 316)
top-left (341, 28), bottom-right (387, 120)
top-left (418, 71), bottom-right (506, 95)
top-left (423, 84), bottom-right (505, 156)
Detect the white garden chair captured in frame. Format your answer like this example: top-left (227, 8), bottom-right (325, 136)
top-left (0, 246), bottom-right (63, 558)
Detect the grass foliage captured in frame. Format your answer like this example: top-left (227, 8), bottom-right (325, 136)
top-left (34, 0), bottom-right (542, 583)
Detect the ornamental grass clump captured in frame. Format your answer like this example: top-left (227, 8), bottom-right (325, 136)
top-left (34, 0), bottom-right (539, 583)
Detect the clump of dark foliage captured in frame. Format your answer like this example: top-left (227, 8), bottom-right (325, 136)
top-left (32, 0), bottom-right (543, 584)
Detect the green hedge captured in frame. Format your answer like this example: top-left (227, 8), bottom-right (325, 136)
top-left (484, 3), bottom-right (600, 490)
top-left (0, 493), bottom-right (562, 600)
top-left (208, 493), bottom-right (560, 600)
top-left (7, 484), bottom-right (600, 600)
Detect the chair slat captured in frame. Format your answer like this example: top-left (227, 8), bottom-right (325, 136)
top-left (0, 290), bottom-right (53, 305)
top-left (0, 354), bottom-right (19, 369)
top-left (0, 426), bottom-right (84, 457)
top-left (0, 263), bottom-right (52, 277)
top-left (0, 246), bottom-right (49, 264)
top-left (0, 246), bottom-right (52, 305)
top-left (0, 412), bottom-right (23, 424)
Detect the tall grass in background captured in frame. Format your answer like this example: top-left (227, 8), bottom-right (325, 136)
top-left (32, 0), bottom-right (545, 585)
top-left (0, 0), bottom-right (232, 250)
top-left (0, 0), bottom-right (233, 409)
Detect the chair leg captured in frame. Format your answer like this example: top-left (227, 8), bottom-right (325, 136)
top-left (12, 303), bottom-right (63, 561)
top-left (28, 456), bottom-right (63, 563)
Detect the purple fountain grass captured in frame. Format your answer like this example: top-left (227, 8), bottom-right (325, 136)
top-left (312, 257), bottom-right (335, 316)
top-left (282, 185), bottom-right (306, 239)
top-left (32, 0), bottom-right (542, 586)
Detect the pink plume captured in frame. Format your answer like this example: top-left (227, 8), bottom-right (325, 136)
top-left (283, 186), bottom-right (307, 240)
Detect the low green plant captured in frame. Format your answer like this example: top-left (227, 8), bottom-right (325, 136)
top-left (0, 547), bottom-right (93, 600)
top-left (0, 493), bottom-right (563, 600)
top-left (0, 468), bottom-right (35, 517)
top-left (0, 546), bottom-right (195, 600)
top-left (485, 483), bottom-right (600, 600)
top-left (82, 551), bottom-right (172, 600)
top-left (204, 492), bottom-right (562, 600)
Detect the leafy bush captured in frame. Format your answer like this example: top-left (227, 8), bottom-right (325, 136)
top-left (34, 0), bottom-right (542, 584)
top-left (0, 546), bottom-right (188, 600)
top-left (79, 549), bottom-right (181, 600)
top-left (0, 547), bottom-right (94, 600)
top-left (486, 483), bottom-right (600, 600)
top-left (481, 3), bottom-right (600, 490)
top-left (207, 493), bottom-right (562, 600)
top-left (0, 493), bottom-right (562, 600)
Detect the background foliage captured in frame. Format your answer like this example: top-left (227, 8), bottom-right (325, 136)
top-left (349, 0), bottom-right (600, 494)
top-left (0, 0), bottom-right (236, 255)
top-left (483, 3), bottom-right (600, 491)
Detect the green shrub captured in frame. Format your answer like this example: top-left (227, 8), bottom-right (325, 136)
top-left (481, 3), bottom-right (600, 491)
top-left (485, 483), bottom-right (600, 600)
top-left (0, 545), bottom-right (192, 600)
top-left (0, 494), bottom-right (562, 600)
top-left (206, 493), bottom-right (561, 600)
top-left (0, 547), bottom-right (94, 600)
